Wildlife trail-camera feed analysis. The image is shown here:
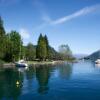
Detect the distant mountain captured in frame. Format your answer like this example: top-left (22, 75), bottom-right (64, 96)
top-left (74, 54), bottom-right (88, 59)
top-left (85, 50), bottom-right (100, 61)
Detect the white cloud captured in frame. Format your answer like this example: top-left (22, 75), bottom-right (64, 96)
top-left (34, 4), bottom-right (100, 30)
top-left (33, 15), bottom-right (52, 30)
top-left (19, 28), bottom-right (30, 39)
top-left (51, 4), bottom-right (100, 25)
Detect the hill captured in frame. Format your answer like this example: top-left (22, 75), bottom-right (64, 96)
top-left (85, 50), bottom-right (100, 61)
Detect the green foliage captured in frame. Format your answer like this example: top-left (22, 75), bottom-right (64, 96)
top-left (3, 34), bottom-right (13, 62)
top-left (24, 43), bottom-right (36, 61)
top-left (0, 59), bottom-right (4, 66)
top-left (48, 46), bottom-right (58, 60)
top-left (36, 34), bottom-right (69, 61)
top-left (0, 16), bottom-right (74, 63)
top-left (44, 35), bottom-right (49, 58)
top-left (59, 44), bottom-right (73, 60)
top-left (3, 31), bottom-right (22, 62)
top-left (9, 31), bottom-right (22, 62)
top-left (36, 34), bottom-right (42, 59)
top-left (36, 34), bottom-right (48, 61)
top-left (0, 17), bottom-right (6, 59)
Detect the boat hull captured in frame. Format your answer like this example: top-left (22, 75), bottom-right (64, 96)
top-left (16, 63), bottom-right (28, 67)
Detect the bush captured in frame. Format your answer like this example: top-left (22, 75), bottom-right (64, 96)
top-left (0, 59), bottom-right (4, 66)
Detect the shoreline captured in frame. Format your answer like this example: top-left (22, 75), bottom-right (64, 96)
top-left (2, 63), bottom-right (15, 68)
top-left (2, 59), bottom-right (78, 68)
top-left (27, 61), bottom-right (65, 66)
top-left (2, 61), bottom-right (65, 68)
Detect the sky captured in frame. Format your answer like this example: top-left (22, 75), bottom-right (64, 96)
top-left (0, 0), bottom-right (100, 54)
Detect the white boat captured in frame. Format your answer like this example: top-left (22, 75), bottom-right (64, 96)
top-left (95, 59), bottom-right (100, 64)
top-left (16, 60), bottom-right (28, 67)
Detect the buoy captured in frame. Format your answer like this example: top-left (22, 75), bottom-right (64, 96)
top-left (16, 81), bottom-right (20, 85)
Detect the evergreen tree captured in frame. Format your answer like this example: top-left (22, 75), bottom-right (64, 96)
top-left (44, 35), bottom-right (49, 59)
top-left (0, 16), bottom-right (6, 60)
top-left (41, 36), bottom-right (47, 60)
top-left (36, 34), bottom-right (43, 59)
top-left (36, 34), bottom-right (47, 61)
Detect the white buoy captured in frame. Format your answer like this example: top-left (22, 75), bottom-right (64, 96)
top-left (16, 81), bottom-right (20, 85)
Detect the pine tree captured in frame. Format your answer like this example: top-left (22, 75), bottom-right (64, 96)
top-left (36, 34), bottom-right (43, 60)
top-left (41, 36), bottom-right (47, 60)
top-left (36, 34), bottom-right (47, 61)
top-left (44, 35), bottom-right (49, 59)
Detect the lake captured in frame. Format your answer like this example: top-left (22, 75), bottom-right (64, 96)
top-left (0, 61), bottom-right (100, 100)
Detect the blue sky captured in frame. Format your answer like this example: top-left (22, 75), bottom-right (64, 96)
top-left (0, 0), bottom-right (100, 54)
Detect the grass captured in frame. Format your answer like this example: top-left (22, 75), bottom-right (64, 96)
top-left (27, 61), bottom-right (54, 65)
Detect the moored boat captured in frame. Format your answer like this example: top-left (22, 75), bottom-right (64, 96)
top-left (95, 59), bottom-right (100, 64)
top-left (15, 60), bottom-right (28, 67)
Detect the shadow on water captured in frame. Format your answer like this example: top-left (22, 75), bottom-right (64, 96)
top-left (0, 68), bottom-right (24, 100)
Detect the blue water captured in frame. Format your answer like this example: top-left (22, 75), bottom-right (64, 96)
top-left (0, 61), bottom-right (100, 100)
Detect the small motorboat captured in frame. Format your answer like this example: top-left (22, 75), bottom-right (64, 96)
top-left (95, 59), bottom-right (100, 64)
top-left (15, 60), bottom-right (28, 67)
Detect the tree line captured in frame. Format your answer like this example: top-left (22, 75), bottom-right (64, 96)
top-left (0, 17), bottom-right (74, 63)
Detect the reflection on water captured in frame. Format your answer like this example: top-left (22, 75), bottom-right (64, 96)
top-left (0, 68), bottom-right (23, 100)
top-left (36, 65), bottom-right (50, 94)
top-left (1, 61), bottom-right (100, 100)
top-left (58, 63), bottom-right (73, 79)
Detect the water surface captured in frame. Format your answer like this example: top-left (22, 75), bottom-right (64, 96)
top-left (0, 61), bottom-right (100, 100)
